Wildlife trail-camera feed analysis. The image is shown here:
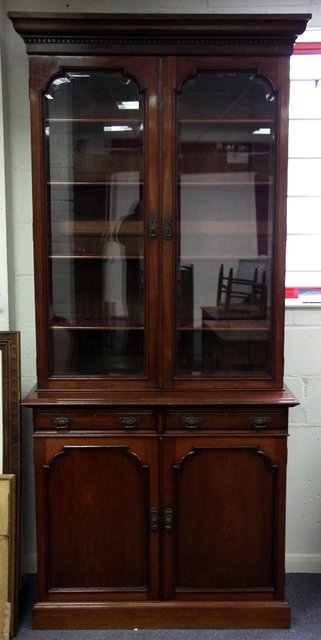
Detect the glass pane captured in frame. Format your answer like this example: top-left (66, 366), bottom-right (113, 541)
top-left (45, 71), bottom-right (145, 376)
top-left (176, 72), bottom-right (276, 377)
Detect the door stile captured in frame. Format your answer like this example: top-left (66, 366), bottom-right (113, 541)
top-left (160, 437), bottom-right (176, 600)
top-left (160, 57), bottom-right (178, 389)
top-left (142, 57), bottom-right (161, 388)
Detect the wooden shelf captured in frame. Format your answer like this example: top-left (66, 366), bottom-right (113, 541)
top-left (48, 117), bottom-right (143, 123)
top-left (178, 118), bottom-right (274, 124)
top-left (179, 249), bottom-right (269, 258)
top-left (180, 221), bottom-right (269, 234)
top-left (50, 254), bottom-right (141, 260)
top-left (179, 179), bottom-right (271, 186)
top-left (53, 220), bottom-right (143, 234)
top-left (52, 323), bottom-right (144, 330)
top-left (49, 180), bottom-right (142, 186)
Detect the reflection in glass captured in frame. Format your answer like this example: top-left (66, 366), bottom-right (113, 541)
top-left (45, 72), bottom-right (145, 376)
top-left (176, 72), bottom-right (276, 377)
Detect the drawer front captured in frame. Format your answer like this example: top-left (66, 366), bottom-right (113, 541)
top-left (34, 410), bottom-right (156, 432)
top-left (166, 409), bottom-right (287, 432)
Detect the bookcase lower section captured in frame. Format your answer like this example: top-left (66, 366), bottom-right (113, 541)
top-left (29, 398), bottom-right (294, 631)
top-left (32, 600), bottom-right (291, 629)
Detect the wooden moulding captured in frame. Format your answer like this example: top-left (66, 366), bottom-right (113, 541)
top-left (8, 12), bottom-right (311, 57)
top-left (32, 600), bottom-right (291, 629)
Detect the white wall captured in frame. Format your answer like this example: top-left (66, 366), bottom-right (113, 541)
top-left (285, 306), bottom-right (321, 572)
top-left (0, 2), bottom-right (9, 330)
top-left (2, 0), bottom-right (321, 575)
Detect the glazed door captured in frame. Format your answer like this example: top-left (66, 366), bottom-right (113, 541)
top-left (162, 435), bottom-right (287, 600)
top-left (30, 56), bottom-right (159, 389)
top-left (34, 435), bottom-right (160, 601)
top-left (161, 57), bottom-right (288, 389)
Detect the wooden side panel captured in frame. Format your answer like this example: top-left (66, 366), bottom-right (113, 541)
top-left (47, 447), bottom-right (148, 589)
top-left (34, 435), bottom-right (159, 600)
top-left (175, 447), bottom-right (276, 590)
top-left (163, 436), bottom-right (286, 600)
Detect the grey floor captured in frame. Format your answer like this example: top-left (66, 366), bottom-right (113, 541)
top-left (15, 574), bottom-right (321, 639)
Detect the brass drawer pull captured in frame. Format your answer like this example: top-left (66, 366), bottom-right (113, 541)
top-left (249, 416), bottom-right (271, 429)
top-left (182, 416), bottom-right (201, 429)
top-left (52, 417), bottom-right (72, 431)
top-left (164, 507), bottom-right (174, 531)
top-left (148, 215), bottom-right (157, 240)
top-left (164, 217), bottom-right (173, 240)
top-left (150, 508), bottom-right (159, 531)
top-left (119, 416), bottom-right (140, 429)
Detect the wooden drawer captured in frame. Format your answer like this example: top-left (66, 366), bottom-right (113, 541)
top-left (34, 410), bottom-right (156, 432)
top-left (166, 409), bottom-right (287, 432)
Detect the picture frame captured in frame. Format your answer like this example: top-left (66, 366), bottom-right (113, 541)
top-left (0, 332), bottom-right (20, 476)
top-left (0, 332), bottom-right (21, 636)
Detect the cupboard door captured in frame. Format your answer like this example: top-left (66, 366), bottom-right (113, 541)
top-left (30, 57), bottom-right (159, 388)
top-left (162, 436), bottom-right (287, 600)
top-left (161, 57), bottom-right (287, 389)
top-left (34, 435), bottom-right (159, 600)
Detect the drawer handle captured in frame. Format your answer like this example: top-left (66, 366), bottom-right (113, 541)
top-left (249, 416), bottom-right (271, 429)
top-left (150, 508), bottom-right (159, 531)
top-left (182, 416), bottom-right (201, 429)
top-left (52, 417), bottom-right (72, 431)
top-left (148, 215), bottom-right (157, 240)
top-left (164, 507), bottom-right (174, 532)
top-left (119, 417), bottom-right (140, 429)
top-left (164, 217), bottom-right (173, 241)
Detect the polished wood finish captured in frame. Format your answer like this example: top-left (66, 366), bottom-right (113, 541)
top-left (32, 600), bottom-right (291, 629)
top-left (163, 437), bottom-right (281, 596)
top-left (8, 12), bottom-right (309, 57)
top-left (34, 435), bottom-right (159, 601)
top-left (10, 12), bottom-right (310, 629)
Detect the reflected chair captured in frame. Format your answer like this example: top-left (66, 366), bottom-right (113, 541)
top-left (216, 263), bottom-right (267, 318)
